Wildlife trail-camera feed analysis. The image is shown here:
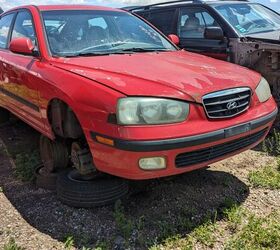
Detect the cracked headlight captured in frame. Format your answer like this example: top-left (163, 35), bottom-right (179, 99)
top-left (117, 98), bottom-right (189, 125)
top-left (256, 77), bottom-right (272, 103)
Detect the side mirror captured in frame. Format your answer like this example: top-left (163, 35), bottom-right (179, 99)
top-left (168, 34), bottom-right (180, 45)
top-left (204, 27), bottom-right (224, 40)
top-left (9, 37), bottom-right (35, 55)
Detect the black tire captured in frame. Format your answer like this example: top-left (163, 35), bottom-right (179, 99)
top-left (129, 180), bottom-right (149, 196)
top-left (57, 170), bottom-right (129, 208)
top-left (35, 165), bottom-right (59, 191)
top-left (0, 107), bottom-right (10, 124)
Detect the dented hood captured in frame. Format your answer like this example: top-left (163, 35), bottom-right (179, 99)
top-left (51, 50), bottom-right (260, 103)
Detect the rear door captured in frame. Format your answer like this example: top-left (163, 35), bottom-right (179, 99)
top-left (177, 7), bottom-right (229, 61)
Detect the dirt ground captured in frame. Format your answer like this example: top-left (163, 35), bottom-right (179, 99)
top-left (0, 120), bottom-right (279, 249)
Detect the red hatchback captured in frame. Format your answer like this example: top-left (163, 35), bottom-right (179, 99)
top-left (0, 5), bottom-right (277, 206)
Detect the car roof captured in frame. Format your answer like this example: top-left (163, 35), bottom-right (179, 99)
top-left (126, 0), bottom-right (259, 12)
top-left (7, 5), bottom-right (123, 13)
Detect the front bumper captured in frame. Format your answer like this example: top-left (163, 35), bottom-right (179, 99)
top-left (89, 108), bottom-right (277, 180)
top-left (91, 109), bottom-right (277, 152)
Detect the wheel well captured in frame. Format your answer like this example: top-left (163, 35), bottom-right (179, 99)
top-left (47, 99), bottom-right (83, 139)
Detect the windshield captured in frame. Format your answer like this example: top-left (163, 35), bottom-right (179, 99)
top-left (214, 3), bottom-right (280, 35)
top-left (41, 10), bottom-right (176, 57)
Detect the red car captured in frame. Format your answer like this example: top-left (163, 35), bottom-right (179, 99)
top-left (0, 5), bottom-right (277, 207)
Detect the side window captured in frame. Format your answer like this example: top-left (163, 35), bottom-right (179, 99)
top-left (179, 8), bottom-right (221, 39)
top-left (11, 11), bottom-right (36, 45)
top-left (147, 10), bottom-right (176, 35)
top-left (0, 14), bottom-right (15, 49)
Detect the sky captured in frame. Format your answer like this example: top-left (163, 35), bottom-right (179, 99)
top-left (0, 0), bottom-right (279, 12)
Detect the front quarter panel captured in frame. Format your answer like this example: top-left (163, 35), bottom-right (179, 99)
top-left (35, 62), bottom-right (125, 139)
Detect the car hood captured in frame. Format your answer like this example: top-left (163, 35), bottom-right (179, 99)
top-left (247, 30), bottom-right (280, 44)
top-left (51, 50), bottom-right (260, 103)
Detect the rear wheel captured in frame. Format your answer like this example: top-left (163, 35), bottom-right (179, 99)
top-left (56, 169), bottom-right (129, 208)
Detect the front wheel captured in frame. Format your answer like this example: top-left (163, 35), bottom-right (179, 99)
top-left (56, 169), bottom-right (129, 208)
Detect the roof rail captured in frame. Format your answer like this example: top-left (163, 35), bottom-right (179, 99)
top-left (123, 0), bottom-right (249, 12)
top-left (122, 5), bottom-right (142, 11)
top-left (124, 0), bottom-right (202, 12)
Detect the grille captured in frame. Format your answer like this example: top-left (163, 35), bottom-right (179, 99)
top-left (203, 88), bottom-right (251, 118)
top-left (175, 128), bottom-right (267, 168)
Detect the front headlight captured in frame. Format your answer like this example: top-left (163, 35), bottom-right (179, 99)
top-left (117, 98), bottom-right (189, 125)
top-left (256, 77), bottom-right (272, 103)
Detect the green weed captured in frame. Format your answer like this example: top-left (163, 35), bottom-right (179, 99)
top-left (14, 151), bottom-right (40, 182)
top-left (113, 200), bottom-right (134, 240)
top-left (223, 205), bottom-right (246, 232)
top-left (226, 211), bottom-right (280, 250)
top-left (262, 129), bottom-right (280, 155)
top-left (3, 238), bottom-right (24, 250)
top-left (249, 166), bottom-right (280, 189)
top-left (64, 235), bottom-right (74, 249)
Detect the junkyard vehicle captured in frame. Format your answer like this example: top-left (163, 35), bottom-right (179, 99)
top-left (128, 0), bottom-right (280, 125)
top-left (0, 5), bottom-right (277, 207)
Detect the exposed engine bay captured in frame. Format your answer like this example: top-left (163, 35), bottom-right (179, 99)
top-left (230, 37), bottom-right (280, 126)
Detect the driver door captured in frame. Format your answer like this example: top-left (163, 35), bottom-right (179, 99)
top-left (1, 10), bottom-right (44, 131)
top-left (178, 7), bottom-right (229, 61)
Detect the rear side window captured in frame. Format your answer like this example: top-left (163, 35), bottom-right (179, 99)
top-left (179, 8), bottom-right (221, 38)
top-left (147, 10), bottom-right (176, 35)
top-left (0, 14), bottom-right (15, 49)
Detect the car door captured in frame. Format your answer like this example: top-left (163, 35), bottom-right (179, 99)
top-left (0, 12), bottom-right (16, 108)
top-left (0, 10), bottom-right (44, 132)
top-left (178, 7), bottom-right (229, 61)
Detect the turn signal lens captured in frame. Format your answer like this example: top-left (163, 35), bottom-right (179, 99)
top-left (96, 136), bottom-right (114, 146)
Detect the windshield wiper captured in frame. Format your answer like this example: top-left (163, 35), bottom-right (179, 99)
top-left (61, 50), bottom-right (140, 58)
top-left (120, 48), bottom-right (170, 53)
top-left (61, 48), bottom-right (170, 58)
top-left (64, 52), bottom-right (115, 57)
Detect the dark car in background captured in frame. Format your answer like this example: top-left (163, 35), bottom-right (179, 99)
top-left (127, 0), bottom-right (280, 125)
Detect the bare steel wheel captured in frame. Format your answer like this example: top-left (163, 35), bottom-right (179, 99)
top-left (40, 135), bottom-right (69, 173)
